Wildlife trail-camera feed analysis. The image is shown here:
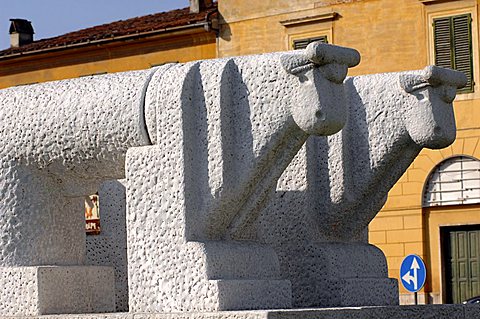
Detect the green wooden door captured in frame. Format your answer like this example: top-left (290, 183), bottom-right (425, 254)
top-left (443, 225), bottom-right (480, 303)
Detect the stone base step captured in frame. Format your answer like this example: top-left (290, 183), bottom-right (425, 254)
top-left (294, 277), bottom-right (398, 307)
top-left (211, 279), bottom-right (292, 310)
top-left (0, 305), bottom-right (479, 319)
top-left (200, 241), bottom-right (284, 280)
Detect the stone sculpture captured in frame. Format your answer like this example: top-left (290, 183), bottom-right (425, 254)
top-left (0, 39), bottom-right (468, 316)
top-left (0, 69), bottom-right (156, 316)
top-left (258, 65), bottom-right (467, 307)
top-left (88, 64), bottom-right (466, 312)
top-left (0, 42), bottom-right (360, 315)
top-left (126, 43), bottom-right (360, 312)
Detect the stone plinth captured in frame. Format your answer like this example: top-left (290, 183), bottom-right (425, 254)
top-left (0, 266), bottom-right (115, 316)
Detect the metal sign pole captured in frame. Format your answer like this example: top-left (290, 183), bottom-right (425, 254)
top-left (414, 292), bottom-right (418, 305)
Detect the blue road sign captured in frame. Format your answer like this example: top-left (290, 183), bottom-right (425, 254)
top-left (400, 254), bottom-right (426, 293)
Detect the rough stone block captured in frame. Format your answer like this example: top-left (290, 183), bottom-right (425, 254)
top-left (126, 145), bottom-right (293, 312)
top-left (214, 279), bottom-right (292, 310)
top-left (465, 304), bottom-right (480, 319)
top-left (336, 278), bottom-right (399, 307)
top-left (0, 266), bottom-right (115, 316)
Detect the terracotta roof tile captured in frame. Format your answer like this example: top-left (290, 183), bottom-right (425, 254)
top-left (0, 3), bottom-right (217, 57)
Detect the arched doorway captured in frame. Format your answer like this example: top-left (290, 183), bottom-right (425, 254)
top-left (423, 156), bottom-right (480, 304)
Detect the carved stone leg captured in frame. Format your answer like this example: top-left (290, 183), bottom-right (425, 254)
top-left (86, 179), bottom-right (129, 312)
top-left (126, 146), bottom-right (292, 312)
top-left (0, 164), bottom-right (115, 315)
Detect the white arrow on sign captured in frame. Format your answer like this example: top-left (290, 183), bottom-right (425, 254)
top-left (402, 257), bottom-right (420, 290)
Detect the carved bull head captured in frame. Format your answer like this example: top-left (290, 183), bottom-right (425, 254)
top-left (400, 65), bottom-right (467, 149)
top-left (281, 42), bottom-right (361, 136)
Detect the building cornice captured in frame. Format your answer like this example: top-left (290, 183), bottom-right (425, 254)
top-left (280, 12), bottom-right (338, 27)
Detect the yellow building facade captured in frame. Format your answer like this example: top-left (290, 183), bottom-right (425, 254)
top-left (1, 0), bottom-right (479, 306)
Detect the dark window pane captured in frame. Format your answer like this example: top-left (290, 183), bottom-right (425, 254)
top-left (293, 35), bottom-right (328, 50)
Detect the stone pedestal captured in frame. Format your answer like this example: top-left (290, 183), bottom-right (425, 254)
top-left (0, 266), bottom-right (115, 316)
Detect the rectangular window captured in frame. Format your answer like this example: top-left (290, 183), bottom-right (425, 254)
top-left (433, 14), bottom-right (474, 93)
top-left (293, 35), bottom-right (328, 50)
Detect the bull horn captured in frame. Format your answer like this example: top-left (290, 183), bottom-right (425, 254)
top-left (280, 53), bottom-right (314, 75)
top-left (423, 65), bottom-right (467, 89)
top-left (305, 42), bottom-right (361, 67)
top-left (399, 74), bottom-right (428, 93)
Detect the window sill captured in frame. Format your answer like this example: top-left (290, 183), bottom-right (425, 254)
top-left (419, 0), bottom-right (463, 4)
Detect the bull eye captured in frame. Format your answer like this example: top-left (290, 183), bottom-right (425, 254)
top-left (413, 90), bottom-right (428, 102)
top-left (315, 110), bottom-right (326, 120)
top-left (299, 74), bottom-right (309, 83)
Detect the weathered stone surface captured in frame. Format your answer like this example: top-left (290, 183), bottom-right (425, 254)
top-left (464, 304), bottom-right (480, 318)
top-left (266, 305), bottom-right (467, 319)
top-left (126, 146), bottom-right (293, 313)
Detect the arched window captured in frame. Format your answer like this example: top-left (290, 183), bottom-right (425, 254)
top-left (423, 156), bottom-right (480, 207)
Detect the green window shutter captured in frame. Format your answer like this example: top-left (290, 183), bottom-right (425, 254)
top-left (434, 17), bottom-right (453, 69)
top-left (453, 15), bottom-right (474, 92)
top-left (434, 14), bottom-right (474, 93)
top-left (293, 35), bottom-right (328, 50)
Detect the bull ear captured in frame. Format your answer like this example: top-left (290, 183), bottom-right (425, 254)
top-left (399, 74), bottom-right (429, 93)
top-left (280, 54), bottom-right (314, 75)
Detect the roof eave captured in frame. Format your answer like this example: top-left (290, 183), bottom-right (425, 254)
top-left (0, 21), bottom-right (213, 61)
